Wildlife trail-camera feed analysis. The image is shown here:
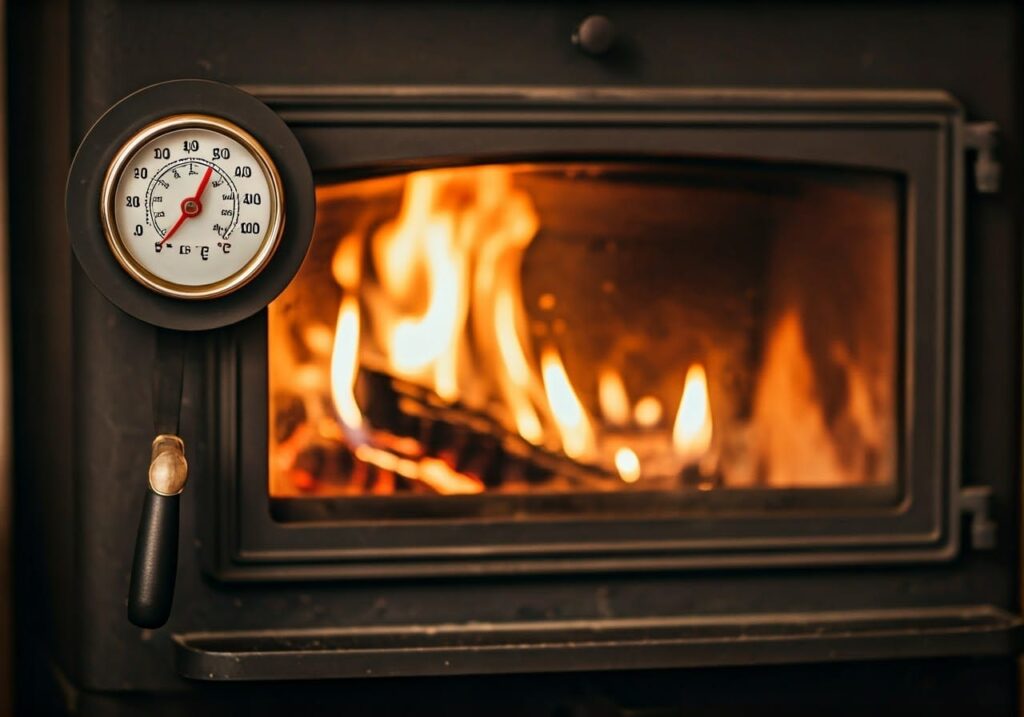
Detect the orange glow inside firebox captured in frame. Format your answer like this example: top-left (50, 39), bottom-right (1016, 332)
top-left (268, 161), bottom-right (898, 502)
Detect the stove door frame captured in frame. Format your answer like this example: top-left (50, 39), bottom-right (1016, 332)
top-left (201, 87), bottom-right (964, 581)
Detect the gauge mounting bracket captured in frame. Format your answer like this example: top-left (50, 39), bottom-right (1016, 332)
top-left (67, 79), bottom-right (315, 331)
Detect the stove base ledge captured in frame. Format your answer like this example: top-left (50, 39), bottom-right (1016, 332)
top-left (173, 604), bottom-right (1022, 681)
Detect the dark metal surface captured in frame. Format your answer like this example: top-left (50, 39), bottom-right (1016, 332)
top-left (174, 605), bottom-right (1024, 681)
top-left (152, 329), bottom-right (185, 436)
top-left (43, 658), bottom-right (1024, 717)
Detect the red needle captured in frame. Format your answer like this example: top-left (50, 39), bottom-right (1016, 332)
top-left (159, 212), bottom-right (189, 246)
top-left (193, 165), bottom-right (214, 201)
top-left (159, 165), bottom-right (214, 246)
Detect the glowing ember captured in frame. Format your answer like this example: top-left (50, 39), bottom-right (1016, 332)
top-left (353, 444), bottom-right (484, 495)
top-left (419, 457), bottom-right (485, 495)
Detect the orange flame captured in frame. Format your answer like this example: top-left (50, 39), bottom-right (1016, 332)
top-left (540, 346), bottom-right (595, 460)
top-left (672, 364), bottom-right (713, 465)
top-left (614, 447), bottom-right (641, 483)
top-left (331, 232), bottom-right (363, 290)
top-left (330, 295), bottom-right (363, 431)
top-left (598, 368), bottom-right (631, 427)
top-left (364, 167), bottom-right (544, 437)
top-left (389, 219), bottom-right (466, 379)
top-left (633, 396), bottom-right (663, 428)
top-left (749, 311), bottom-right (850, 487)
top-left (494, 289), bottom-right (544, 444)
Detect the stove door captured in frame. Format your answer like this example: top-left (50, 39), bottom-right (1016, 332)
top-left (207, 87), bottom-right (965, 579)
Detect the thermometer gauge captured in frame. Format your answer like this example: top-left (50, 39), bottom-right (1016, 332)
top-left (100, 114), bottom-right (285, 299)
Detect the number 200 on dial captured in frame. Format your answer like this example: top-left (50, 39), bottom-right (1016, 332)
top-left (101, 115), bottom-right (285, 299)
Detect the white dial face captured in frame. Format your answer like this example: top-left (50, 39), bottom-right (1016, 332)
top-left (103, 116), bottom-right (284, 298)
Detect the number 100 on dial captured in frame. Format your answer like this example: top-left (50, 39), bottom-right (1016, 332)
top-left (101, 114), bottom-right (285, 299)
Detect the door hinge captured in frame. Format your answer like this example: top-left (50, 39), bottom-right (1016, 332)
top-left (964, 121), bottom-right (1000, 194)
top-left (961, 485), bottom-right (997, 550)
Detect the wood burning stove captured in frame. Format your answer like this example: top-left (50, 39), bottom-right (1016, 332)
top-left (11, 1), bottom-right (1024, 715)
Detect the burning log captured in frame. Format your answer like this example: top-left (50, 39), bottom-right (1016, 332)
top-left (386, 370), bottom-right (618, 491)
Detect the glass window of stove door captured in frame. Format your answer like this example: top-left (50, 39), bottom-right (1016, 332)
top-left (267, 161), bottom-right (900, 520)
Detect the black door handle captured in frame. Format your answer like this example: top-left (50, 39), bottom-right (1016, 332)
top-left (128, 435), bottom-right (188, 629)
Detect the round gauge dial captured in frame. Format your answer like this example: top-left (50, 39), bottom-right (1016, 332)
top-left (101, 114), bottom-right (285, 299)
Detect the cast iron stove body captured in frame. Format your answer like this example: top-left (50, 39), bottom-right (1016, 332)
top-left (10, 1), bottom-right (1024, 714)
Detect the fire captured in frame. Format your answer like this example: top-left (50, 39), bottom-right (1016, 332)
top-left (494, 289), bottom-right (544, 444)
top-left (331, 231), bottom-right (362, 290)
top-left (540, 346), bottom-right (595, 460)
top-left (270, 163), bottom-right (894, 498)
top-left (672, 364), bottom-right (713, 465)
top-left (389, 218), bottom-right (465, 378)
top-left (747, 310), bottom-right (872, 487)
top-left (364, 166), bottom-right (544, 432)
top-left (614, 447), bottom-right (641, 483)
top-left (329, 295), bottom-right (363, 431)
top-left (373, 173), bottom-right (440, 300)
top-left (598, 368), bottom-right (631, 426)
top-left (419, 458), bottom-right (485, 495)
top-left (633, 396), bottom-right (663, 428)
top-left (354, 444), bottom-right (484, 495)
